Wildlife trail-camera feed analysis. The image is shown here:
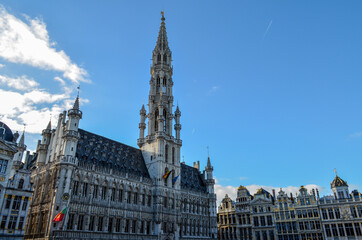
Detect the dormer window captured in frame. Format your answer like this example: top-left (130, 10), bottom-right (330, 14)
top-left (18, 179), bottom-right (24, 189)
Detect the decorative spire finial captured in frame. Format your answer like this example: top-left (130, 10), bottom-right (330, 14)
top-left (77, 85), bottom-right (80, 98)
top-left (334, 168), bottom-right (337, 176)
top-left (207, 145), bottom-right (209, 157)
top-left (161, 11), bottom-right (165, 21)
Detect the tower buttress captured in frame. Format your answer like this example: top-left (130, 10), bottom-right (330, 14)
top-left (60, 96), bottom-right (82, 161)
top-left (36, 120), bottom-right (52, 166)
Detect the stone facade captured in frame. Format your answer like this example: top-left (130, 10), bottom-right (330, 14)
top-left (0, 121), bottom-right (33, 239)
top-left (24, 12), bottom-right (217, 240)
top-left (218, 174), bottom-right (362, 240)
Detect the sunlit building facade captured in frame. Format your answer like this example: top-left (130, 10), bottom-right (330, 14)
top-left (218, 174), bottom-right (362, 240)
top-left (24, 13), bottom-right (217, 240)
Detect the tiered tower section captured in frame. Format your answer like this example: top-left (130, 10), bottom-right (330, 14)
top-left (138, 12), bottom-right (182, 189)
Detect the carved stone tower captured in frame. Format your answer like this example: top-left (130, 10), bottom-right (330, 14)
top-left (138, 12), bottom-right (182, 190)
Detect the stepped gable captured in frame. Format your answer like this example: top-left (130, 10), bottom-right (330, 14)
top-left (76, 129), bottom-right (150, 179)
top-left (181, 163), bottom-right (207, 192)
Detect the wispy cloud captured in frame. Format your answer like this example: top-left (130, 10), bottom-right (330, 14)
top-left (239, 177), bottom-right (248, 181)
top-left (0, 75), bottom-right (39, 91)
top-left (0, 63), bottom-right (4, 68)
top-left (262, 20), bottom-right (273, 41)
top-left (0, 6), bottom-right (90, 136)
top-left (208, 86), bottom-right (220, 95)
top-left (0, 6), bottom-right (89, 84)
top-left (348, 132), bottom-right (362, 138)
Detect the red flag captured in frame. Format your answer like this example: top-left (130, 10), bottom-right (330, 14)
top-left (53, 207), bottom-right (67, 222)
top-left (163, 171), bottom-right (171, 179)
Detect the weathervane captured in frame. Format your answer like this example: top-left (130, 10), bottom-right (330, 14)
top-left (77, 85), bottom-right (80, 98)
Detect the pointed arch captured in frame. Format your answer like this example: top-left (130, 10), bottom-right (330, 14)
top-left (163, 54), bottom-right (167, 63)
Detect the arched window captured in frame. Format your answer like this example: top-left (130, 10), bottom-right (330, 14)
top-left (172, 171), bottom-right (175, 187)
top-left (155, 109), bottom-right (159, 132)
top-left (18, 179), bottom-right (24, 189)
top-left (162, 78), bottom-right (167, 93)
top-left (163, 109), bottom-right (167, 132)
top-left (156, 77), bottom-right (160, 93)
top-left (157, 54), bottom-right (161, 63)
top-left (172, 147), bottom-right (175, 164)
top-left (165, 145), bottom-right (168, 162)
top-left (163, 54), bottom-right (167, 63)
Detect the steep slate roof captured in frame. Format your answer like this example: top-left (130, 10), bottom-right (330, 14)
top-left (180, 163), bottom-right (207, 193)
top-left (331, 175), bottom-right (348, 188)
top-left (76, 129), bottom-right (150, 179)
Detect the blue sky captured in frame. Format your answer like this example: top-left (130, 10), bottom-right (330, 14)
top-left (1, 1), bottom-right (362, 202)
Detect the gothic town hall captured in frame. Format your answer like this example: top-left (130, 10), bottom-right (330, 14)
top-left (24, 13), bottom-right (218, 240)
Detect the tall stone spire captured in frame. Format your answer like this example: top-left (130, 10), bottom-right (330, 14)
top-left (139, 12), bottom-right (182, 191)
top-left (154, 11), bottom-right (170, 52)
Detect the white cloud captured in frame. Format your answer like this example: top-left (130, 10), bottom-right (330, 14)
top-left (0, 63), bottom-right (4, 68)
top-left (0, 75), bottom-right (39, 90)
top-left (0, 7), bottom-right (89, 83)
top-left (214, 178), bottom-right (323, 206)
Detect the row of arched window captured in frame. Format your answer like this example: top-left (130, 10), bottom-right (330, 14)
top-left (156, 53), bottom-right (168, 64)
top-left (180, 218), bottom-right (211, 236)
top-left (71, 180), bottom-right (152, 207)
top-left (181, 199), bottom-right (210, 215)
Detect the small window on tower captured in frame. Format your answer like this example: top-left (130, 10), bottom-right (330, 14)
top-left (157, 54), bottom-right (161, 63)
top-left (164, 54), bottom-right (167, 63)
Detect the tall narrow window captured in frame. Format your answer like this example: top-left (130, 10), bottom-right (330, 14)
top-left (101, 186), bottom-right (107, 200)
top-left (67, 214), bottom-right (74, 230)
top-left (115, 218), bottom-right (121, 232)
top-left (157, 54), bottom-right (161, 63)
top-left (77, 215), bottom-right (84, 230)
top-left (8, 216), bottom-right (17, 230)
top-left (82, 183), bottom-right (88, 197)
top-left (89, 216), bottom-right (95, 231)
top-left (156, 78), bottom-right (160, 93)
top-left (164, 54), bottom-right (167, 63)
top-left (162, 78), bottom-right (167, 93)
top-left (108, 217), bottom-right (113, 232)
top-left (97, 216), bottom-right (103, 231)
top-left (12, 196), bottom-right (21, 210)
top-left (155, 109), bottom-right (159, 132)
top-left (93, 185), bottom-right (98, 199)
top-left (0, 160), bottom-right (8, 173)
top-left (163, 109), bottom-right (167, 131)
top-left (5, 195), bottom-right (12, 209)
top-left (18, 179), bottom-right (24, 189)
top-left (18, 217), bottom-right (25, 229)
top-left (165, 145), bottom-right (168, 162)
top-left (73, 181), bottom-right (79, 195)
top-left (172, 147), bottom-right (175, 164)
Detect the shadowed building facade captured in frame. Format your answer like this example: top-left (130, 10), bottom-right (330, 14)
top-left (24, 13), bottom-right (217, 240)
